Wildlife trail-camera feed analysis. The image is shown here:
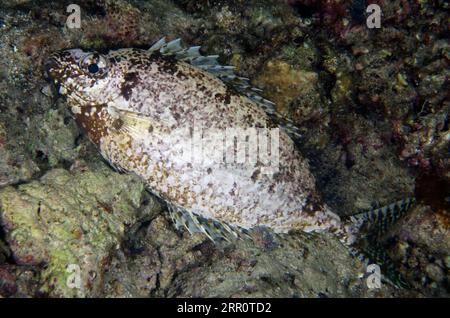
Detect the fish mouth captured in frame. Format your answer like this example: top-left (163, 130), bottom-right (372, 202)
top-left (43, 55), bottom-right (62, 83)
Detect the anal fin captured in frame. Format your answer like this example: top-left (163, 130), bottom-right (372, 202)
top-left (166, 202), bottom-right (252, 243)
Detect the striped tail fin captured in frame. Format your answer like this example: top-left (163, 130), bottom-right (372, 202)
top-left (364, 244), bottom-right (410, 288)
top-left (345, 197), bottom-right (416, 288)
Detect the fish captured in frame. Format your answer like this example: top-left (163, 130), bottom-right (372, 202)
top-left (45, 38), bottom-right (415, 287)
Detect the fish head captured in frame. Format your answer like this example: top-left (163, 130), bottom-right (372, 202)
top-left (45, 49), bottom-right (116, 106)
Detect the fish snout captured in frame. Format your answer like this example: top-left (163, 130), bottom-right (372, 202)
top-left (44, 54), bottom-right (62, 82)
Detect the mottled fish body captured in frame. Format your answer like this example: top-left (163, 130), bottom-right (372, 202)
top-left (46, 41), bottom-right (344, 236)
top-left (46, 39), bottom-right (414, 286)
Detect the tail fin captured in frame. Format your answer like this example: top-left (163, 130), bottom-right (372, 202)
top-left (346, 197), bottom-right (416, 288)
top-left (364, 244), bottom-right (410, 288)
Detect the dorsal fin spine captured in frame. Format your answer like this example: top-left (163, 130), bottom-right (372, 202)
top-left (148, 37), bottom-right (303, 141)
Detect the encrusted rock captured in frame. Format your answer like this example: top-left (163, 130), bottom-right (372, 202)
top-left (0, 165), bottom-right (162, 297)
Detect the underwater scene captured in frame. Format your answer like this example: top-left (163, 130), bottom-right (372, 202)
top-left (0, 0), bottom-right (448, 299)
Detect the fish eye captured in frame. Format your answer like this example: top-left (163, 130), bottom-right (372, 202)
top-left (80, 53), bottom-right (108, 77)
top-left (88, 63), bottom-right (99, 74)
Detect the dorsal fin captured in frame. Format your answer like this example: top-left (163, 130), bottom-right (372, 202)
top-left (148, 37), bottom-right (302, 141)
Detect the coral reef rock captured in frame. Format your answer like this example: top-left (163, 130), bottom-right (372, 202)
top-left (0, 165), bottom-right (160, 297)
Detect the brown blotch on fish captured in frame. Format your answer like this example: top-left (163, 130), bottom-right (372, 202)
top-left (150, 52), bottom-right (178, 74)
top-left (72, 106), bottom-right (109, 145)
top-left (120, 72), bottom-right (139, 100)
top-left (251, 169), bottom-right (261, 182)
top-left (112, 118), bottom-right (123, 130)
